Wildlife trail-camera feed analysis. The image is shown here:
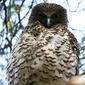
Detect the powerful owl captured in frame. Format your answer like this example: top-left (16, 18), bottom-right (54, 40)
top-left (7, 3), bottom-right (80, 85)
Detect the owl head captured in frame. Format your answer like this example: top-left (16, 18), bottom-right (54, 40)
top-left (29, 3), bottom-right (68, 28)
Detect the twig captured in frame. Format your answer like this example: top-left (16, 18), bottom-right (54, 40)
top-left (75, 0), bottom-right (83, 11)
top-left (43, 0), bottom-right (48, 3)
top-left (69, 26), bottom-right (85, 32)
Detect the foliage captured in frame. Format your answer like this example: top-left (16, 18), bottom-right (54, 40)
top-left (0, 1), bottom-right (36, 84)
top-left (0, 0), bottom-right (36, 54)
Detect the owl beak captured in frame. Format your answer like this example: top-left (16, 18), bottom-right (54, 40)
top-left (47, 18), bottom-right (50, 27)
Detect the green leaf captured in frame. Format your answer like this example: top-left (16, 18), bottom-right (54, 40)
top-left (7, 21), bottom-right (13, 32)
top-left (14, 5), bottom-right (20, 12)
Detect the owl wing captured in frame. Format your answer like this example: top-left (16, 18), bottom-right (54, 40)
top-left (7, 27), bottom-right (36, 85)
top-left (68, 30), bottom-right (80, 74)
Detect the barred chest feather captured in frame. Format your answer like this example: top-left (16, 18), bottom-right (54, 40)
top-left (7, 24), bottom-right (79, 85)
top-left (29, 25), bottom-right (78, 81)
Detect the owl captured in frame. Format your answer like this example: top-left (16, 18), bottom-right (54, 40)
top-left (7, 3), bottom-right (80, 85)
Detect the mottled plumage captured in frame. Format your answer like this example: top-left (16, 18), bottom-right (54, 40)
top-left (7, 3), bottom-right (79, 85)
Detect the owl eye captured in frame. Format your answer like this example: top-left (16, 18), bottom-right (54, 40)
top-left (38, 12), bottom-right (43, 16)
top-left (55, 15), bottom-right (58, 18)
top-left (53, 14), bottom-right (58, 18)
top-left (38, 12), bottom-right (45, 17)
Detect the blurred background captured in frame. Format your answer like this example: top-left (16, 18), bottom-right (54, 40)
top-left (0, 0), bottom-right (85, 85)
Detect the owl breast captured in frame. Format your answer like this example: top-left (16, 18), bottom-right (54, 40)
top-left (7, 24), bottom-right (78, 85)
top-left (29, 25), bottom-right (78, 83)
